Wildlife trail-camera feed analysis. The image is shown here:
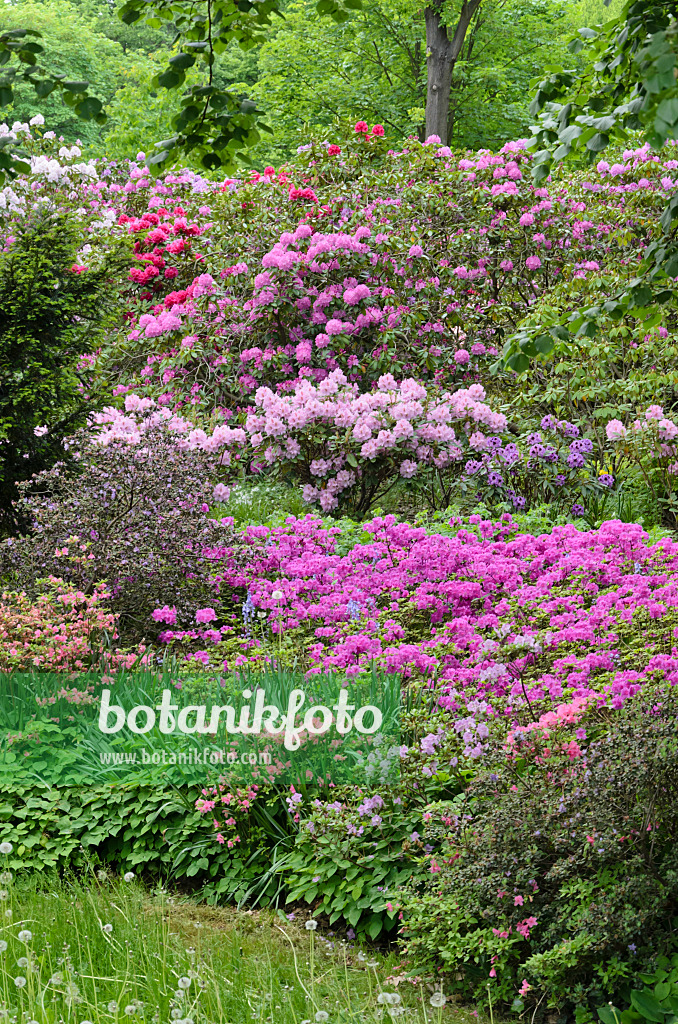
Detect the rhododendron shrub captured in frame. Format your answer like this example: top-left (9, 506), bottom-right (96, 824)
top-left (606, 404), bottom-right (678, 528)
top-left (400, 688), bottom-right (678, 1011)
top-left (223, 372), bottom-right (507, 514)
top-left (458, 413), bottom-right (610, 513)
top-left (1, 425), bottom-right (239, 639)
top-left (6, 121), bottom-right (678, 525)
top-left (93, 382), bottom-right (606, 517)
top-left (104, 127), bottom-right (678, 443)
top-left (0, 577), bottom-right (146, 672)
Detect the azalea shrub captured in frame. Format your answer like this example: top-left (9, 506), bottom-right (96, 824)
top-left (399, 687), bottom-right (678, 1014)
top-left (153, 512), bottom-right (678, 710)
top-left (0, 577), bottom-right (146, 672)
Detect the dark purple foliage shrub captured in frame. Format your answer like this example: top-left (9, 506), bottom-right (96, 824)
top-left (0, 426), bottom-right (236, 639)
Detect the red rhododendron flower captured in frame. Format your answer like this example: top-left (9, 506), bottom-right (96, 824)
top-left (354, 121), bottom-right (369, 133)
top-left (328, 144), bottom-right (341, 155)
top-left (371, 124), bottom-right (385, 136)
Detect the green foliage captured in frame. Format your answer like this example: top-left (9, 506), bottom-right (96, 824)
top-left (1, 0), bottom-right (126, 146)
top-left (0, 667), bottom-right (414, 929)
top-left (500, 0), bottom-right (678, 369)
top-left (597, 955), bottom-right (678, 1024)
top-left (242, 0), bottom-right (571, 165)
top-left (114, 0), bottom-right (355, 172)
top-left (246, 0), bottom-right (426, 164)
top-left (0, 211), bottom-right (126, 534)
top-left (446, 0), bottom-right (571, 150)
top-left (102, 41), bottom-right (259, 165)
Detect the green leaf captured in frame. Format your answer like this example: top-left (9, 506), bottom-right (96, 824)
top-left (534, 335), bottom-right (554, 356)
top-left (169, 53), bottom-right (196, 70)
top-left (34, 79), bottom-right (56, 98)
top-left (75, 97), bottom-right (103, 120)
top-left (597, 1007), bottom-right (622, 1024)
top-left (506, 353), bottom-right (530, 373)
top-left (586, 132), bottom-right (609, 152)
top-left (656, 98), bottom-right (678, 129)
top-left (201, 153), bottom-right (222, 170)
top-left (61, 79), bottom-right (89, 93)
top-left (156, 69), bottom-right (183, 89)
top-left (558, 124), bottom-right (583, 145)
top-left (630, 991), bottom-right (667, 1022)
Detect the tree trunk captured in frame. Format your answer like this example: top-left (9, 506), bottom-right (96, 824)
top-left (424, 0), bottom-right (483, 145)
top-left (424, 8), bottom-right (454, 144)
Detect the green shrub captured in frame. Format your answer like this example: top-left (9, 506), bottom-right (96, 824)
top-left (0, 211), bottom-right (126, 534)
top-left (596, 954), bottom-right (678, 1024)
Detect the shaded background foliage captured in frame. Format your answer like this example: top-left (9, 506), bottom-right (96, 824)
top-left (0, 0), bottom-right (626, 166)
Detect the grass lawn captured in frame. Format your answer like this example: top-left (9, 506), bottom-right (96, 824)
top-left (0, 874), bottom-right (491, 1024)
